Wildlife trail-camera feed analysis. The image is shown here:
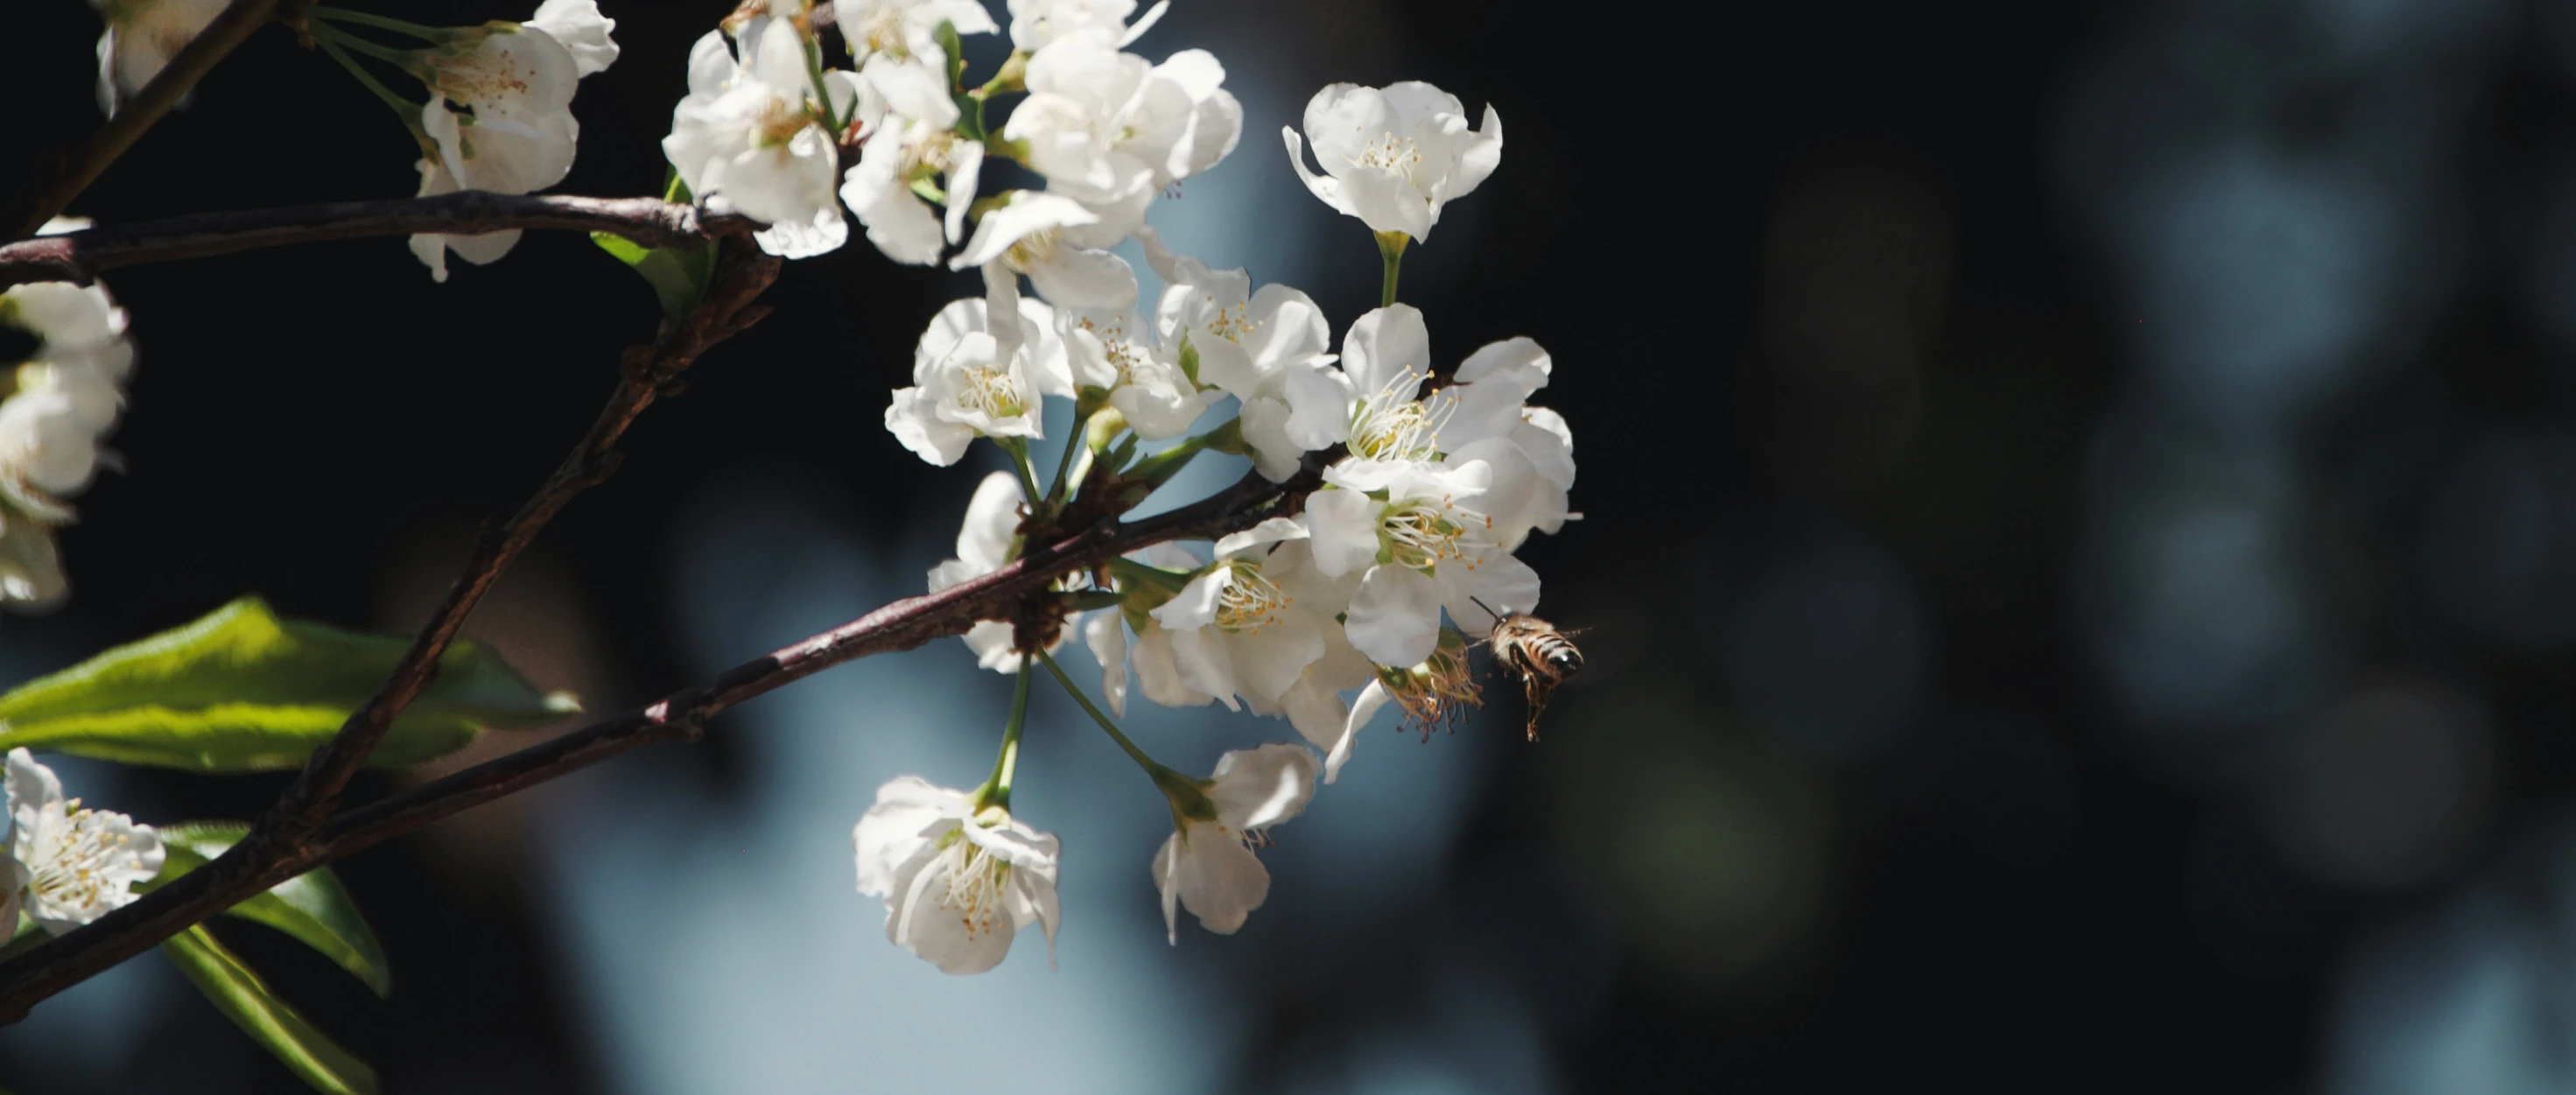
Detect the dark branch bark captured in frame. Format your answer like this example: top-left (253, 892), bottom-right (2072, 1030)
top-left (0, 240), bottom-right (783, 1022)
top-left (263, 240), bottom-right (782, 835)
top-left (2, 0), bottom-right (291, 238)
top-left (320, 456), bottom-right (1323, 858)
top-left (0, 193), bottom-right (742, 288)
top-left (0, 447), bottom-right (1323, 1021)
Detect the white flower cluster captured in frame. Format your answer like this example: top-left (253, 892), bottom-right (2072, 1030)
top-left (0, 749), bottom-right (164, 937)
top-left (830, 2), bottom-right (1565, 974)
top-left (0, 277), bottom-right (137, 612)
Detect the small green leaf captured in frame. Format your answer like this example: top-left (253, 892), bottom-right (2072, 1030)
top-left (591, 231), bottom-right (713, 321)
top-left (142, 822), bottom-right (390, 997)
top-left (162, 925), bottom-right (380, 1095)
top-left (589, 232), bottom-right (649, 265)
top-left (0, 596), bottom-right (579, 772)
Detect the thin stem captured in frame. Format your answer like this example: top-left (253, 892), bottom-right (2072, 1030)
top-left (975, 656), bottom-right (1034, 811)
top-left (305, 6), bottom-right (453, 40)
top-left (1035, 649), bottom-right (1162, 778)
top-left (803, 38), bottom-right (845, 134)
top-left (1375, 230), bottom-right (1409, 307)
top-left (1000, 438), bottom-right (1044, 508)
top-left (308, 21), bottom-right (420, 67)
top-left (0, 193), bottom-right (736, 289)
top-left (1047, 410), bottom-right (1093, 504)
top-left (311, 32), bottom-right (422, 128)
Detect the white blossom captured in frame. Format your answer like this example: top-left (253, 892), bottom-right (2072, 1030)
top-left (1084, 542), bottom-right (1200, 716)
top-left (843, 0), bottom-right (997, 65)
top-left (525, 0), bottom-right (621, 76)
top-left (1147, 518), bottom-right (1344, 708)
top-left (885, 274), bottom-right (1070, 466)
top-left (88, 0), bottom-right (227, 115)
top-left (1153, 743), bottom-right (1315, 942)
top-left (1304, 461), bottom-right (1540, 669)
top-left (663, 22), bottom-right (860, 259)
top-left (408, 1), bottom-right (620, 280)
top-left (1006, 36), bottom-right (1241, 211)
top-left (1285, 81), bottom-right (1501, 242)
top-left (0, 283), bottom-right (135, 613)
top-left (407, 142), bottom-right (531, 284)
top-left (1426, 337), bottom-right (1572, 550)
top-left (4, 748), bottom-right (163, 936)
top-left (1007, 0), bottom-right (1168, 52)
top-left (1055, 304), bottom-right (1216, 440)
top-left (1137, 231), bottom-right (1342, 479)
top-left (951, 193), bottom-right (1141, 310)
top-left (854, 776), bottom-right (1061, 974)
top-left (839, 118), bottom-right (981, 266)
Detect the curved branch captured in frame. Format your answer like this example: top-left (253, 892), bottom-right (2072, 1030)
top-left (2, 0), bottom-right (291, 238)
top-left (0, 239), bottom-right (783, 1023)
top-left (0, 450), bottom-right (1324, 1021)
top-left (0, 193), bottom-right (746, 288)
top-left (319, 455), bottom-right (1326, 860)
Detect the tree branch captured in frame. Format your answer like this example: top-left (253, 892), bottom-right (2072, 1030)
top-left (0, 193), bottom-right (743, 288)
top-left (261, 241), bottom-right (782, 839)
top-left (0, 446), bottom-right (1325, 1021)
top-left (2, 0), bottom-right (291, 238)
top-left (0, 238), bottom-right (780, 1023)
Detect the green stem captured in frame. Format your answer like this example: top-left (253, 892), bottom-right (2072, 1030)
top-left (803, 38), bottom-right (845, 133)
top-left (1124, 425), bottom-right (1230, 489)
top-left (998, 438), bottom-right (1044, 508)
top-left (312, 32), bottom-right (422, 130)
top-left (1046, 410), bottom-right (1094, 504)
top-left (1036, 649), bottom-right (1190, 796)
top-left (974, 656), bottom-right (1034, 811)
top-left (1375, 230), bottom-right (1409, 308)
top-left (306, 6), bottom-right (453, 40)
top-left (308, 20), bottom-right (418, 66)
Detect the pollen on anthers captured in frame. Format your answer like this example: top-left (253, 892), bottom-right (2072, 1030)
top-left (1350, 375), bottom-right (1447, 463)
top-left (957, 365), bottom-right (1026, 418)
top-left (1212, 561), bottom-right (1292, 634)
top-left (1201, 298), bottom-right (1259, 343)
top-left (1348, 131), bottom-right (1425, 178)
top-left (755, 92), bottom-right (815, 146)
top-left (1381, 493), bottom-right (1485, 571)
top-left (1379, 643), bottom-right (1483, 741)
top-left (1077, 316), bottom-right (1148, 383)
top-left (932, 829), bottom-right (1013, 937)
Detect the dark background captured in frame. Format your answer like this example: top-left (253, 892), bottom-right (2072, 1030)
top-left (7, 0), bottom-right (2575, 1091)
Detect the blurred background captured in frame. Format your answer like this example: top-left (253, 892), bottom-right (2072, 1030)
top-left (15, 0), bottom-right (2576, 1090)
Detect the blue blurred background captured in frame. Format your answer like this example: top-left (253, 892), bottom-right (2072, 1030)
top-left (20, 0), bottom-right (2576, 1090)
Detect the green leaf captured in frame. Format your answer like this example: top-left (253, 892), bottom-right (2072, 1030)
top-left (591, 231), bottom-right (713, 321)
top-left (0, 596), bottom-right (579, 772)
top-left (163, 925), bottom-right (380, 1095)
top-left (141, 822), bottom-right (390, 997)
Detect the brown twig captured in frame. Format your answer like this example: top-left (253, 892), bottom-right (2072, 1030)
top-left (0, 193), bottom-right (741, 288)
top-left (0, 232), bottom-right (776, 1022)
top-left (263, 240), bottom-right (780, 838)
top-left (0, 446), bottom-right (1323, 1021)
top-left (1, 0), bottom-right (292, 238)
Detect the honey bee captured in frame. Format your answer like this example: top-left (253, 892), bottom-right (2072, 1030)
top-left (1472, 600), bottom-right (1585, 741)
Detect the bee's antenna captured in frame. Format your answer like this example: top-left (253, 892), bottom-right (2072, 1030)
top-left (1468, 596), bottom-right (1506, 626)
